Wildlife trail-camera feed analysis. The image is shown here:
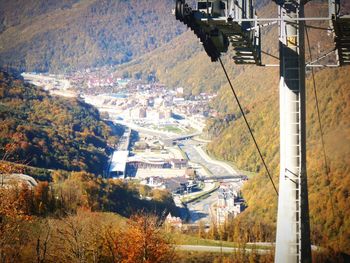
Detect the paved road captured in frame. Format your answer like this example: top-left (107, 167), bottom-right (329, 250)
top-left (175, 245), bottom-right (271, 255)
top-left (176, 244), bottom-right (320, 254)
top-left (179, 140), bottom-right (236, 177)
top-left (187, 191), bottom-right (218, 223)
top-left (194, 145), bottom-right (237, 175)
top-left (178, 139), bottom-right (240, 223)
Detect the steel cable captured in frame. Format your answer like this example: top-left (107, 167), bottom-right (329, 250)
top-left (305, 25), bottom-right (340, 251)
top-left (218, 57), bottom-right (279, 196)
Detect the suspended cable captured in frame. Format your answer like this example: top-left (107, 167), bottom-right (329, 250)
top-left (305, 24), bottom-right (331, 31)
top-left (305, 27), bottom-right (331, 201)
top-left (261, 50), bottom-right (280, 60)
top-left (306, 48), bottom-right (336, 66)
top-left (218, 57), bottom-right (278, 196)
top-left (305, 26), bottom-right (340, 251)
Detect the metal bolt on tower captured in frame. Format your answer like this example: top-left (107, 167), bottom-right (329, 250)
top-left (275, 1), bottom-right (311, 262)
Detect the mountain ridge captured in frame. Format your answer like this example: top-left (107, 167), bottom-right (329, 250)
top-left (0, 0), bottom-right (185, 72)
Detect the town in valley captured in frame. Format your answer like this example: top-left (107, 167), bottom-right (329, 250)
top-left (22, 69), bottom-right (248, 229)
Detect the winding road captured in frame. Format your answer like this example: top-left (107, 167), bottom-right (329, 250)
top-left (175, 245), bottom-right (271, 255)
top-left (178, 139), bottom-right (237, 177)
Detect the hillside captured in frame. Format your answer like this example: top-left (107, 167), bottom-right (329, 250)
top-left (0, 70), bottom-right (118, 174)
top-left (204, 3), bottom-right (350, 254)
top-left (0, 0), bottom-right (348, 75)
top-left (118, 1), bottom-right (341, 94)
top-left (207, 65), bottom-right (350, 252)
top-left (0, 0), bottom-right (186, 72)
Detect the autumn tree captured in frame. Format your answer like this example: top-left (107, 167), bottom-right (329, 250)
top-left (0, 186), bottom-right (31, 262)
top-left (118, 214), bottom-right (174, 263)
top-left (33, 181), bottom-right (51, 215)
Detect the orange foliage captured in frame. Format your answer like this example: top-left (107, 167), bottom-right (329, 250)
top-left (116, 214), bottom-right (174, 263)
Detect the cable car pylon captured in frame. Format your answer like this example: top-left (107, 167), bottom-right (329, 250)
top-left (174, 0), bottom-right (348, 262)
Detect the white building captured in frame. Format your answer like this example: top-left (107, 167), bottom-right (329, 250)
top-left (216, 183), bottom-right (245, 224)
top-left (109, 151), bottom-right (129, 178)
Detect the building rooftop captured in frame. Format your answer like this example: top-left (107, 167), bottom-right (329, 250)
top-left (109, 150), bottom-right (129, 173)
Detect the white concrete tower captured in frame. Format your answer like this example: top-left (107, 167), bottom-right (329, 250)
top-left (275, 1), bottom-right (311, 262)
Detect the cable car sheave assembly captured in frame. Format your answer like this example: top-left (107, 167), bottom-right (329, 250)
top-left (331, 2), bottom-right (350, 65)
top-left (175, 0), bottom-right (350, 67)
top-left (174, 1), bottom-right (348, 262)
top-left (175, 0), bottom-right (261, 64)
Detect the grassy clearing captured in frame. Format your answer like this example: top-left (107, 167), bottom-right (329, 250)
top-left (172, 233), bottom-right (237, 247)
top-left (161, 126), bottom-right (183, 134)
top-left (171, 233), bottom-right (274, 250)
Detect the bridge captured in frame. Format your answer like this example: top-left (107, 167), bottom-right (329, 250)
top-left (170, 132), bottom-right (201, 141)
top-left (161, 132), bottom-right (201, 146)
top-left (203, 174), bottom-right (248, 181)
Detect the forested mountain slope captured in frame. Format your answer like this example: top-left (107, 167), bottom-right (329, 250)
top-left (208, 65), bottom-right (350, 253)
top-left (0, 71), bottom-right (118, 174)
top-left (203, 3), bottom-right (350, 254)
top-left (0, 0), bottom-right (185, 72)
top-left (117, 2), bottom-right (280, 95)
top-left (0, 0), bottom-right (348, 76)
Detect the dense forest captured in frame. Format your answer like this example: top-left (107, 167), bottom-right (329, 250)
top-left (0, 0), bottom-right (186, 72)
top-left (0, 71), bottom-right (118, 174)
top-left (206, 65), bottom-right (350, 253)
top-left (0, 172), bottom-right (178, 262)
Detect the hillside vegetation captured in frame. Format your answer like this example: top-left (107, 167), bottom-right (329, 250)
top-left (207, 64), bottom-right (350, 251)
top-left (0, 0), bottom-right (185, 72)
top-left (0, 71), bottom-right (118, 174)
top-left (1, 182), bottom-right (176, 262)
